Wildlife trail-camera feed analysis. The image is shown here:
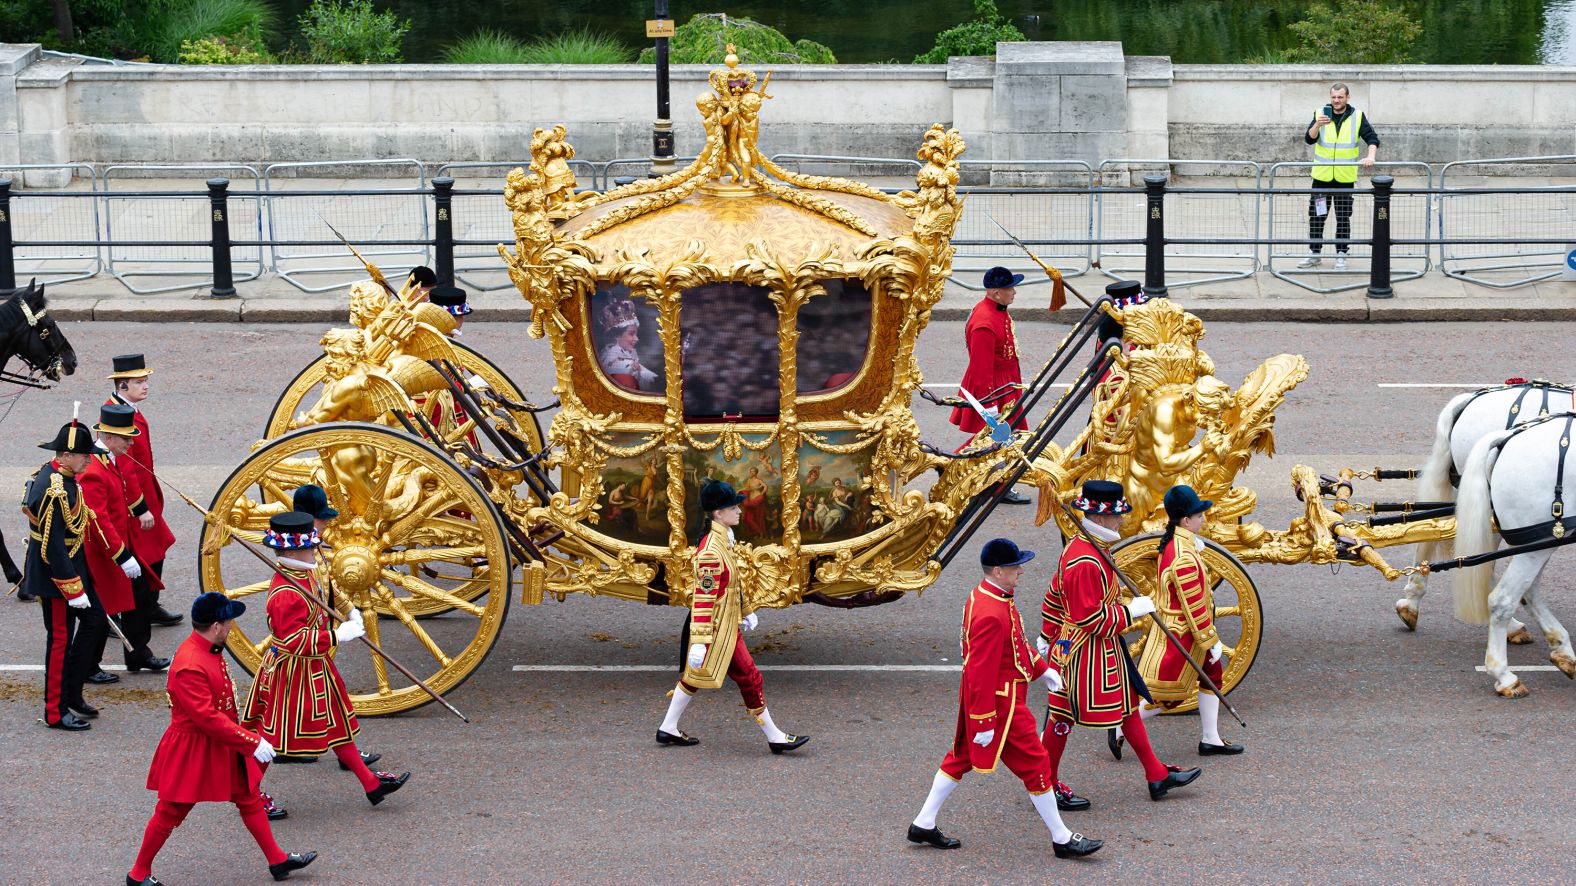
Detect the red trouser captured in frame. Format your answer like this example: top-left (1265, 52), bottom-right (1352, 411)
top-left (1043, 709), bottom-right (1168, 783)
top-left (680, 630), bottom-right (765, 710)
top-left (939, 688), bottom-right (1053, 795)
top-left (129, 790), bottom-right (286, 879)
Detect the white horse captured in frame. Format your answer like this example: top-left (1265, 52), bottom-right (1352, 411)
top-left (1451, 412), bottom-right (1576, 697)
top-left (1397, 382), bottom-right (1574, 637)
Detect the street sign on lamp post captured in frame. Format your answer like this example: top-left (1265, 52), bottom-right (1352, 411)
top-left (648, 0), bottom-right (676, 177)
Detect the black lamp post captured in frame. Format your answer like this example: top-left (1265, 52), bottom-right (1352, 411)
top-left (650, 0), bottom-right (676, 176)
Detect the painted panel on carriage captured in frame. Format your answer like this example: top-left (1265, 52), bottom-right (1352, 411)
top-left (593, 430), bottom-right (877, 547)
top-left (589, 284), bottom-right (666, 396)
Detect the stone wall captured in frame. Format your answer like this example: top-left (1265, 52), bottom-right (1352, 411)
top-left (3, 40), bottom-right (1573, 185)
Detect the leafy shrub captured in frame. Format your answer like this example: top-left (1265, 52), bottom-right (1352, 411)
top-left (637, 13), bottom-right (836, 65)
top-left (147, 0), bottom-right (273, 62)
top-left (1284, 0), bottom-right (1422, 64)
top-left (297, 0), bottom-right (410, 64)
top-left (444, 29), bottom-right (529, 64)
top-left (914, 0), bottom-right (1025, 63)
top-left (178, 33), bottom-right (272, 63)
top-left (445, 27), bottom-right (632, 64)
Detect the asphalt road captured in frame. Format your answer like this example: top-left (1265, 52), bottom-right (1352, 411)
top-left (1, 317), bottom-right (1574, 884)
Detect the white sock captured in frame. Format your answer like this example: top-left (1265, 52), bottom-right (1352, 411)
top-left (659, 683), bottom-right (693, 734)
top-left (1198, 692), bottom-right (1224, 746)
top-left (754, 707), bottom-right (789, 743)
top-left (912, 771), bottom-right (958, 830)
top-left (1030, 790), bottom-right (1074, 844)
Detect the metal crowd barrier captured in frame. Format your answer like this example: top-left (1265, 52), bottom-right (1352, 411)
top-left (1097, 159), bottom-right (1261, 289)
top-left (265, 159), bottom-right (429, 293)
top-left (1265, 161), bottom-right (1432, 294)
top-left (433, 162), bottom-right (532, 291)
top-left (104, 163), bottom-right (264, 294)
top-left (1438, 155), bottom-right (1576, 289)
top-left (0, 163), bottom-right (102, 284)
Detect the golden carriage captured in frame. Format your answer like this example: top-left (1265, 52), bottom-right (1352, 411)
top-left (199, 51), bottom-right (1454, 717)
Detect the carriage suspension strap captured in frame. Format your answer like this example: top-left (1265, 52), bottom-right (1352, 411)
top-left (1423, 529), bottom-right (1576, 574)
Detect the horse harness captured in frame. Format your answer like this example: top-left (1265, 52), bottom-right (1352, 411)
top-left (1487, 411), bottom-right (1576, 546)
top-left (1448, 380), bottom-right (1574, 487)
top-left (1, 294), bottom-right (68, 389)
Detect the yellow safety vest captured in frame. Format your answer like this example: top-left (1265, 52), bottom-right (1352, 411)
top-left (1313, 108), bottom-right (1364, 183)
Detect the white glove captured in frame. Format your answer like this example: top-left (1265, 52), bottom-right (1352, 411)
top-left (686, 643), bottom-right (707, 669)
top-left (972, 729), bottom-right (995, 747)
top-left (334, 609), bottom-right (365, 643)
top-left (1042, 668), bottom-right (1064, 694)
top-left (741, 612), bottom-right (758, 632)
top-left (120, 558), bottom-right (142, 580)
top-left (252, 737), bottom-right (276, 764)
top-left (67, 593), bottom-right (91, 609)
top-left (1208, 641), bottom-right (1225, 664)
top-left (467, 373), bottom-right (489, 390)
top-left (1126, 595), bottom-right (1157, 619)
top-left (1035, 636), bottom-right (1050, 659)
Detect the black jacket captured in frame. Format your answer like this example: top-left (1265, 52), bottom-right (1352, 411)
top-left (21, 462), bottom-right (91, 600)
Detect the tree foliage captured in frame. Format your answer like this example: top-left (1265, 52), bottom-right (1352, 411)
top-left (914, 0), bottom-right (1026, 64)
top-left (637, 13), bottom-right (836, 65)
top-left (178, 31), bottom-right (272, 63)
top-left (296, 0), bottom-right (410, 64)
top-left (1284, 0), bottom-right (1423, 64)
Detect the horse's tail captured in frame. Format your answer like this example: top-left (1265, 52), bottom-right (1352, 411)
top-left (1452, 429), bottom-right (1512, 626)
top-left (1415, 392), bottom-right (1475, 563)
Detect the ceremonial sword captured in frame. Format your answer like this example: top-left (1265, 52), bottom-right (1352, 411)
top-left (985, 213), bottom-right (1092, 309)
top-left (1056, 499), bottom-right (1247, 729)
top-left (119, 451), bottom-right (471, 724)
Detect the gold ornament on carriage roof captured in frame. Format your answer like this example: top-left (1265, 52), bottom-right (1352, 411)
top-left (197, 52), bottom-right (1054, 718)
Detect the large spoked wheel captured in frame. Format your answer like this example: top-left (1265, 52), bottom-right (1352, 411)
top-left (200, 422), bottom-right (511, 717)
top-left (264, 339), bottom-right (543, 450)
top-left (1110, 533), bottom-right (1262, 714)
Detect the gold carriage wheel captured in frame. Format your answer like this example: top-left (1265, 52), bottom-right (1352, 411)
top-left (200, 422), bottom-right (511, 717)
top-left (1110, 533), bottom-right (1262, 715)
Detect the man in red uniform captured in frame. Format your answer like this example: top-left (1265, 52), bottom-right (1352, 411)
top-left (79, 404), bottom-right (170, 686)
top-left (951, 267), bottom-right (1030, 503)
top-left (906, 538), bottom-right (1101, 859)
top-left (1040, 481), bottom-right (1202, 801)
top-left (127, 591), bottom-right (316, 885)
top-left (241, 512), bottom-right (409, 813)
top-left (106, 354), bottom-right (181, 627)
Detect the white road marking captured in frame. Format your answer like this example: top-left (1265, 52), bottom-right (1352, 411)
top-left (1474, 665), bottom-right (1564, 672)
top-left (1377, 384), bottom-right (1495, 389)
top-left (512, 664), bottom-right (961, 673)
top-left (0, 664), bottom-right (126, 672)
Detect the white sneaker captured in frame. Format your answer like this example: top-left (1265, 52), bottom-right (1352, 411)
top-left (1334, 255), bottom-right (1348, 270)
top-left (1296, 254), bottom-right (1321, 268)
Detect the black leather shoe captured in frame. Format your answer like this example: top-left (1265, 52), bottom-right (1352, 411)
top-left (151, 607), bottom-right (185, 627)
top-left (262, 791), bottom-right (288, 821)
top-left (274, 753), bottom-right (318, 764)
top-left (16, 588), bottom-right (37, 602)
top-left (906, 823), bottom-right (961, 849)
top-left (655, 730), bottom-right (699, 746)
top-left (47, 711), bottom-right (92, 731)
top-left (87, 670), bottom-right (120, 685)
top-left (1107, 728), bottom-right (1124, 761)
top-left (339, 750), bottom-right (380, 771)
top-left (998, 487), bottom-right (1031, 505)
top-left (366, 771), bottom-right (409, 806)
top-left (1148, 765), bottom-right (1202, 800)
top-left (4, 569), bottom-right (22, 585)
top-left (269, 851), bottom-right (317, 881)
top-left (1199, 740), bottom-right (1244, 756)
top-left (68, 701), bottom-right (99, 719)
top-left (126, 874), bottom-right (162, 886)
top-left (126, 657), bottom-right (171, 673)
top-left (769, 734), bottom-right (810, 754)
top-left (1054, 784), bottom-right (1091, 811)
top-left (1052, 833), bottom-right (1103, 858)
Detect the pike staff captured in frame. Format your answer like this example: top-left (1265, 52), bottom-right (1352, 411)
top-left (986, 213), bottom-right (1095, 312)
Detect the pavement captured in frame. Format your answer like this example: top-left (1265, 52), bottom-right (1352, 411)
top-left (10, 174), bottom-right (1576, 323)
top-left (1, 318), bottom-right (1574, 883)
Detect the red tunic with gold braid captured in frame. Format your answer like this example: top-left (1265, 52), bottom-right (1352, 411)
top-left (950, 299), bottom-right (1027, 434)
top-left (108, 394), bottom-right (177, 564)
top-left (77, 452), bottom-right (163, 616)
top-left (945, 580), bottom-right (1049, 775)
top-left (1044, 536), bottom-right (1142, 727)
top-left (1140, 528), bottom-right (1220, 703)
top-left (240, 568), bottom-right (360, 754)
top-left (147, 632), bottom-right (265, 802)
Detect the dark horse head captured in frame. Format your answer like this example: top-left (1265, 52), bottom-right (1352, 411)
top-left (1, 280), bottom-right (78, 382)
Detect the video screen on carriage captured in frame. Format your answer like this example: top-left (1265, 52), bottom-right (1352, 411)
top-left (680, 282), bottom-right (781, 419)
top-left (588, 285), bottom-right (665, 396)
top-left (796, 279), bottom-right (872, 396)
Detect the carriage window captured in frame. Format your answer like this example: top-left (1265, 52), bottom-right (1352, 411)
top-left (588, 285), bottom-right (665, 396)
top-left (680, 283), bottom-right (781, 419)
top-left (797, 279), bottom-right (872, 395)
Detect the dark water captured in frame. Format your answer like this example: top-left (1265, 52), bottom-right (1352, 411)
top-left (274, 0), bottom-right (1575, 65)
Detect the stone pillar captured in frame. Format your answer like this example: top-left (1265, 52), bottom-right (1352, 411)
top-left (0, 44), bottom-right (40, 168)
top-left (988, 42), bottom-right (1128, 179)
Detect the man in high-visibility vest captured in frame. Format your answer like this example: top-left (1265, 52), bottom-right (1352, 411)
top-left (1298, 82), bottom-right (1379, 271)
